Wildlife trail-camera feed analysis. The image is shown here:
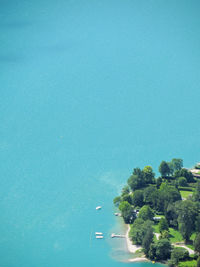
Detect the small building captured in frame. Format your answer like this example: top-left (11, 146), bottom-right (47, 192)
top-left (153, 216), bottom-right (162, 221)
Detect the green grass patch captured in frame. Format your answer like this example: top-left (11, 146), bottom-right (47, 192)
top-left (186, 244), bottom-right (195, 250)
top-left (190, 233), bottom-right (196, 241)
top-left (153, 235), bottom-right (157, 242)
top-left (178, 260), bottom-right (197, 267)
top-left (180, 190), bottom-right (193, 198)
top-left (169, 227), bottom-right (183, 243)
top-left (153, 224), bottom-right (160, 233)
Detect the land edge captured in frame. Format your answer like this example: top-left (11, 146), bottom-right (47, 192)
top-left (125, 224), bottom-right (149, 263)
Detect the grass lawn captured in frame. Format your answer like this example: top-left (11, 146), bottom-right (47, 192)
top-left (180, 190), bottom-right (193, 199)
top-left (178, 260), bottom-right (197, 267)
top-left (186, 244), bottom-right (195, 250)
top-left (169, 227), bottom-right (183, 243)
top-left (153, 224), bottom-right (160, 233)
top-left (190, 233), bottom-right (196, 241)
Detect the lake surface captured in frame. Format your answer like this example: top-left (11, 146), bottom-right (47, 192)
top-left (0, 0), bottom-right (200, 266)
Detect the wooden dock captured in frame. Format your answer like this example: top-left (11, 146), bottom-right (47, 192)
top-left (111, 233), bottom-right (125, 238)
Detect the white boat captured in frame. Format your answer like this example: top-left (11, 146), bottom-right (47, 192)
top-left (96, 236), bottom-right (103, 239)
top-left (96, 206), bottom-right (102, 210)
top-left (95, 232), bottom-right (103, 235)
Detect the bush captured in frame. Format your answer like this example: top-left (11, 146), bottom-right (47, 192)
top-left (197, 256), bottom-right (200, 267)
top-left (175, 169), bottom-right (195, 183)
top-left (170, 247), bottom-right (189, 265)
top-left (113, 196), bottom-right (121, 207)
top-left (194, 233), bottom-right (200, 254)
top-left (132, 190), bottom-right (144, 207)
top-left (119, 201), bottom-right (136, 224)
top-left (138, 205), bottom-right (154, 221)
top-left (158, 217), bottom-right (169, 233)
top-left (129, 218), bottom-right (153, 245)
top-left (149, 239), bottom-right (171, 261)
top-left (178, 177), bottom-right (188, 187)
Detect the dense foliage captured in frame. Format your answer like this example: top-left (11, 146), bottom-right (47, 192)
top-left (169, 247), bottom-right (189, 266)
top-left (113, 158), bottom-right (200, 266)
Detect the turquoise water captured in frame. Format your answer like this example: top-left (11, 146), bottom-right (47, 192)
top-left (1, 0), bottom-right (200, 266)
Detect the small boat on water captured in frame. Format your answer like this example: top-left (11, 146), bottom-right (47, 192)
top-left (96, 206), bottom-right (102, 210)
top-left (95, 232), bottom-right (103, 235)
top-left (96, 236), bottom-right (103, 239)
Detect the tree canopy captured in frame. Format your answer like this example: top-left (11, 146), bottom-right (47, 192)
top-left (138, 205), bottom-right (154, 221)
top-left (159, 217), bottom-right (169, 233)
top-left (143, 166), bottom-right (155, 184)
top-left (174, 168), bottom-right (195, 183)
top-left (177, 200), bottom-right (198, 241)
top-left (132, 190), bottom-right (144, 207)
top-left (119, 201), bottom-right (136, 224)
top-left (113, 158), bottom-right (200, 265)
top-left (149, 239), bottom-right (171, 261)
top-left (194, 233), bottom-right (200, 254)
top-left (159, 161), bottom-right (170, 177)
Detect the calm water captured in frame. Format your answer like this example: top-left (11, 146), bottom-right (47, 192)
top-left (1, 0), bottom-right (200, 266)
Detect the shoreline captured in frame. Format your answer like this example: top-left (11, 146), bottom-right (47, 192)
top-left (125, 224), bottom-right (149, 263)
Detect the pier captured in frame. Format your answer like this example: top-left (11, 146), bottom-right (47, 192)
top-left (111, 233), bottom-right (125, 238)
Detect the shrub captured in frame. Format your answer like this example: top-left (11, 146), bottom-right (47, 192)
top-left (170, 247), bottom-right (189, 265)
top-left (178, 177), bottom-right (188, 187)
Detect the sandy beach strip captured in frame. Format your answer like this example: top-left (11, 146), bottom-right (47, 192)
top-left (128, 257), bottom-right (149, 262)
top-left (125, 224), bottom-right (149, 263)
top-left (125, 224), bottom-right (142, 253)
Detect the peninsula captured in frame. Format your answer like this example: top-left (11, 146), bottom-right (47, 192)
top-left (113, 159), bottom-right (200, 267)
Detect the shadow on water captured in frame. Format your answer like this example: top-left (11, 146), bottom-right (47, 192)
top-left (0, 21), bottom-right (32, 29)
top-left (0, 54), bottom-right (24, 63)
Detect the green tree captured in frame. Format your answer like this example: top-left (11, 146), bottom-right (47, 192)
top-left (171, 158), bottom-right (183, 172)
top-left (196, 214), bottom-right (200, 232)
top-left (142, 226), bottom-right (154, 256)
top-left (165, 203), bottom-right (178, 228)
top-left (174, 168), bottom-right (195, 183)
top-left (194, 233), bottom-right (200, 254)
top-left (149, 239), bottom-right (171, 260)
top-left (143, 166), bottom-right (155, 184)
top-left (155, 239), bottom-right (172, 260)
top-left (129, 218), bottom-right (145, 245)
top-left (129, 219), bottom-right (153, 245)
top-left (156, 183), bottom-right (181, 213)
top-left (113, 196), bottom-right (121, 207)
top-left (197, 256), bottom-right (200, 267)
top-left (170, 247), bottom-right (189, 266)
top-left (193, 181), bottom-right (200, 202)
top-left (121, 193), bottom-right (132, 204)
top-left (177, 200), bottom-right (198, 241)
top-left (149, 243), bottom-right (157, 260)
top-left (178, 177), bottom-right (187, 187)
top-left (159, 161), bottom-right (170, 178)
top-left (138, 205), bottom-right (154, 221)
top-left (156, 177), bottom-right (162, 188)
top-left (121, 186), bottom-right (132, 203)
top-left (158, 217), bottom-right (169, 233)
top-left (128, 168), bottom-right (144, 191)
top-left (160, 230), bottom-right (169, 239)
top-left (132, 190), bottom-right (144, 207)
top-left (168, 161), bottom-right (174, 176)
top-left (119, 201), bottom-right (136, 224)
top-left (143, 185), bottom-right (157, 205)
